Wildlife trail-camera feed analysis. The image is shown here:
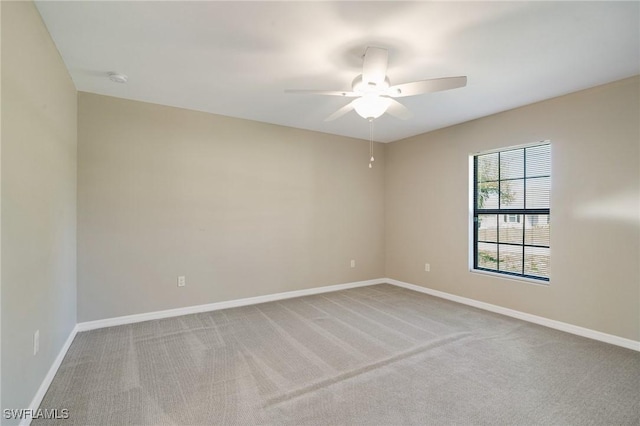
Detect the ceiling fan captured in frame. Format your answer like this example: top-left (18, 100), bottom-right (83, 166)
top-left (285, 46), bottom-right (467, 122)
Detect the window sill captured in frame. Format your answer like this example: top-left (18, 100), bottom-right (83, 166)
top-left (470, 269), bottom-right (550, 286)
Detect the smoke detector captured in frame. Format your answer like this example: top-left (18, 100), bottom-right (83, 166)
top-left (108, 72), bottom-right (128, 84)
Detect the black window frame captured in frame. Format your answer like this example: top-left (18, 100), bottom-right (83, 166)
top-left (472, 143), bottom-right (551, 282)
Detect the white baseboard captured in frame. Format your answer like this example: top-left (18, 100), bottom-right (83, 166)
top-left (77, 278), bottom-right (386, 332)
top-left (75, 277), bottom-right (640, 351)
top-left (386, 278), bottom-right (640, 352)
top-left (20, 324), bottom-right (79, 426)
top-left (23, 276), bottom-right (638, 426)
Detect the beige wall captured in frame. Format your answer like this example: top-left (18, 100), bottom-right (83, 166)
top-left (385, 76), bottom-right (640, 341)
top-left (1, 1), bottom-right (77, 419)
top-left (79, 78), bottom-right (639, 340)
top-left (77, 92), bottom-right (385, 322)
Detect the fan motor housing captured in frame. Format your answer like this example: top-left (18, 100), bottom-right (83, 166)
top-left (352, 75), bottom-right (391, 94)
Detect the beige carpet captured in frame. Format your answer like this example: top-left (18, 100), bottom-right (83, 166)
top-left (34, 284), bottom-right (639, 425)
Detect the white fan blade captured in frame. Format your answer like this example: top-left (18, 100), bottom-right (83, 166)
top-left (362, 47), bottom-right (388, 85)
top-left (324, 101), bottom-right (355, 122)
top-left (386, 99), bottom-right (413, 120)
top-left (389, 76), bottom-right (467, 97)
top-left (285, 89), bottom-right (358, 97)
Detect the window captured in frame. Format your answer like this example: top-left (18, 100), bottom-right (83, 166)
top-left (472, 142), bottom-right (551, 282)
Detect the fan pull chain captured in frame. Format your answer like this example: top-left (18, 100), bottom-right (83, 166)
top-left (368, 118), bottom-right (375, 169)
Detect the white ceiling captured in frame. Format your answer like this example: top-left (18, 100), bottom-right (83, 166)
top-left (35, 1), bottom-right (639, 143)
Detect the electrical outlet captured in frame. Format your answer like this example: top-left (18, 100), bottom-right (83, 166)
top-left (177, 276), bottom-right (186, 287)
top-left (350, 260), bottom-right (356, 268)
top-left (425, 263), bottom-right (430, 272)
top-left (34, 330), bottom-right (40, 355)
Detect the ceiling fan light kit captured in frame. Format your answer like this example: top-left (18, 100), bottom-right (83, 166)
top-left (353, 95), bottom-right (392, 120)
